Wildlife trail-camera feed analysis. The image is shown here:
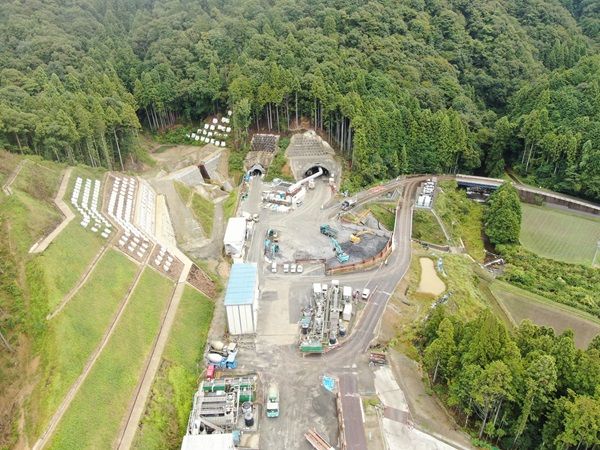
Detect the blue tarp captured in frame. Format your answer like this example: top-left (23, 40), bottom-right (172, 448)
top-left (322, 376), bottom-right (336, 392)
top-left (224, 263), bottom-right (257, 306)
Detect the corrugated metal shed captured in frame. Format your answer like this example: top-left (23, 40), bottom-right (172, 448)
top-left (224, 264), bottom-right (257, 306)
top-left (225, 263), bottom-right (259, 335)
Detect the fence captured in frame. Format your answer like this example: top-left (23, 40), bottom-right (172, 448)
top-left (325, 237), bottom-right (393, 275)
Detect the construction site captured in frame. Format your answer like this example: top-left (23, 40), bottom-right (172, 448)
top-left (173, 128), bottom-right (463, 450)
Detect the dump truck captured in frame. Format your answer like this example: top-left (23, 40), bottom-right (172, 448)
top-left (320, 224), bottom-right (338, 238)
top-left (266, 384), bottom-right (280, 418)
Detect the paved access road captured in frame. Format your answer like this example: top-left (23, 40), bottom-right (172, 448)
top-left (244, 176), bottom-right (426, 450)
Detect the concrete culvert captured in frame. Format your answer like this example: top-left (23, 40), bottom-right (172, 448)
top-left (305, 166), bottom-right (329, 177)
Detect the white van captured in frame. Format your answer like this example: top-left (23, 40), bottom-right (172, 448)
top-left (283, 263), bottom-right (290, 273)
top-left (271, 262), bottom-right (277, 273)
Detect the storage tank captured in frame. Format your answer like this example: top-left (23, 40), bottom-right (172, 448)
top-left (339, 325), bottom-right (347, 337)
top-left (343, 303), bottom-right (353, 321)
top-left (207, 353), bottom-right (224, 364)
top-left (210, 340), bottom-right (225, 351)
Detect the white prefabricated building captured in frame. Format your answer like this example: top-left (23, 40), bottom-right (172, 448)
top-left (181, 433), bottom-right (235, 450)
top-left (223, 217), bottom-right (247, 257)
top-left (224, 263), bottom-right (259, 335)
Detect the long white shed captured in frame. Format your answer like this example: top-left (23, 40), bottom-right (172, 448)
top-left (224, 263), bottom-right (259, 335)
top-left (223, 217), bottom-right (247, 257)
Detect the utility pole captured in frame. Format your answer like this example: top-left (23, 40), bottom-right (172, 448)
top-left (593, 240), bottom-right (600, 268)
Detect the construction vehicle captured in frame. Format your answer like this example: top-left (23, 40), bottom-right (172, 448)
top-left (349, 229), bottom-right (374, 244)
top-left (264, 239), bottom-right (280, 258)
top-left (266, 384), bottom-right (280, 418)
top-left (320, 224), bottom-right (338, 238)
top-left (330, 237), bottom-right (350, 263)
top-left (341, 198), bottom-right (357, 210)
top-left (267, 228), bottom-right (279, 242)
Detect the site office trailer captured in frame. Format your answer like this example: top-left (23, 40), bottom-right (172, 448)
top-left (224, 263), bottom-right (259, 335)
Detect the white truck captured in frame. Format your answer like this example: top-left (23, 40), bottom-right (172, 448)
top-left (266, 384), bottom-right (280, 418)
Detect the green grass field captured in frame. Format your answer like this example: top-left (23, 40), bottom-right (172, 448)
top-left (12, 158), bottom-right (63, 202)
top-left (4, 191), bottom-right (62, 255)
top-left (174, 181), bottom-right (215, 237)
top-left (47, 268), bottom-right (173, 450)
top-left (412, 210), bottom-right (447, 245)
top-left (26, 249), bottom-right (137, 438)
top-left (223, 188), bottom-right (238, 221)
top-left (520, 203), bottom-right (600, 265)
top-left (435, 181), bottom-right (485, 261)
top-left (37, 221), bottom-right (105, 311)
top-left (133, 287), bottom-right (215, 450)
top-left (370, 203), bottom-right (396, 231)
top-left (490, 281), bottom-right (600, 348)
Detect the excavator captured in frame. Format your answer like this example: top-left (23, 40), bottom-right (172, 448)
top-left (350, 229), bottom-right (374, 244)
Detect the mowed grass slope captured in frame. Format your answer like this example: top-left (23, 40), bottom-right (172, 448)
top-left (36, 220), bottom-right (105, 311)
top-left (47, 268), bottom-right (173, 450)
top-left (133, 287), bottom-right (215, 450)
top-left (174, 181), bottom-right (214, 237)
top-left (27, 249), bottom-right (137, 438)
top-left (490, 281), bottom-right (600, 348)
top-left (520, 203), bottom-right (600, 265)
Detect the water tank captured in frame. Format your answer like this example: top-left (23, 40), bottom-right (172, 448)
top-left (339, 325), bottom-right (346, 337)
top-left (210, 340), bottom-right (225, 351)
top-left (244, 410), bottom-right (254, 427)
top-left (242, 401), bottom-right (253, 414)
top-left (207, 353), bottom-right (223, 364)
top-left (329, 333), bottom-right (337, 345)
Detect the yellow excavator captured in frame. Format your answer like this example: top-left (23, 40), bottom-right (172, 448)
top-left (350, 229), bottom-right (374, 244)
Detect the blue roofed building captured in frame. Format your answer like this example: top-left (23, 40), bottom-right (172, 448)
top-left (224, 263), bottom-right (259, 335)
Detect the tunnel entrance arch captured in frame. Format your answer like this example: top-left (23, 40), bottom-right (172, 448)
top-left (304, 165), bottom-right (330, 178)
top-left (248, 164), bottom-right (265, 177)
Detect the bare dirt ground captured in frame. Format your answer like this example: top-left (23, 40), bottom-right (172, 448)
top-left (417, 257), bottom-right (445, 296)
top-left (148, 144), bottom-right (219, 171)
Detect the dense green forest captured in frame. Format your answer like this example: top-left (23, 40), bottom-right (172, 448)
top-left (421, 308), bottom-right (600, 449)
top-left (1, 0), bottom-right (600, 197)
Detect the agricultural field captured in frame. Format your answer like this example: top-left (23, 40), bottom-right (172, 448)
top-left (520, 203), bottom-right (600, 265)
top-left (26, 249), bottom-right (137, 438)
top-left (36, 220), bottom-right (105, 311)
top-left (47, 268), bottom-right (173, 450)
top-left (174, 181), bottom-right (215, 236)
top-left (490, 281), bottom-right (600, 348)
top-left (412, 210), bottom-right (447, 245)
top-left (133, 287), bottom-right (215, 450)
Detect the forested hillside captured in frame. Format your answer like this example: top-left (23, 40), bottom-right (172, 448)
top-left (0, 0), bottom-right (599, 195)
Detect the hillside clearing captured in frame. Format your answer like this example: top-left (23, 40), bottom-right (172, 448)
top-left (174, 181), bottom-right (215, 237)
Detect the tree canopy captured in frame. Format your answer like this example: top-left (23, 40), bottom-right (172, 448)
top-left (0, 0), bottom-right (598, 191)
top-left (485, 183), bottom-right (522, 246)
top-left (420, 310), bottom-right (600, 449)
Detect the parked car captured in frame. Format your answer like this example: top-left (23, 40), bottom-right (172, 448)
top-left (271, 262), bottom-right (277, 273)
top-left (283, 263), bottom-right (290, 273)
top-left (297, 264), bottom-right (303, 273)
top-left (361, 288), bottom-right (371, 300)
top-left (290, 263), bottom-right (297, 273)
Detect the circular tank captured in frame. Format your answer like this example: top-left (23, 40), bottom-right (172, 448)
top-left (210, 340), bottom-right (225, 351)
top-left (244, 410), bottom-right (254, 427)
top-left (207, 353), bottom-right (223, 363)
top-left (329, 333), bottom-right (337, 345)
top-left (339, 325), bottom-right (346, 337)
top-left (241, 401), bottom-right (253, 414)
